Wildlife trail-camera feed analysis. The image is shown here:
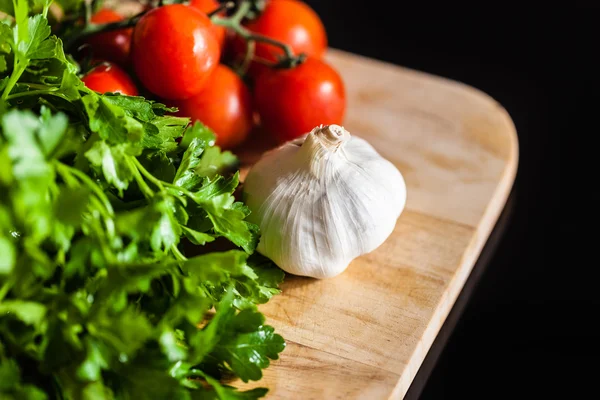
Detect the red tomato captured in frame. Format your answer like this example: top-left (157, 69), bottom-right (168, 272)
top-left (189, 0), bottom-right (227, 50)
top-left (253, 57), bottom-right (345, 142)
top-left (81, 61), bottom-right (139, 96)
top-left (231, 0), bottom-right (327, 79)
top-left (131, 4), bottom-right (221, 100)
top-left (171, 64), bottom-right (253, 149)
top-left (85, 8), bottom-right (133, 67)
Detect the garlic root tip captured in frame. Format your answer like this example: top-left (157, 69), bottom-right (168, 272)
top-left (311, 124), bottom-right (350, 149)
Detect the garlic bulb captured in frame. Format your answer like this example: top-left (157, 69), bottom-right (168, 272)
top-left (242, 124), bottom-right (407, 279)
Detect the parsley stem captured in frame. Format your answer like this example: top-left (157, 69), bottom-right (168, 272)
top-left (0, 280), bottom-right (12, 302)
top-left (17, 82), bottom-right (55, 90)
top-left (56, 162), bottom-right (117, 238)
top-left (131, 157), bottom-right (165, 192)
top-left (132, 167), bottom-right (155, 199)
top-left (1, 64), bottom-right (26, 100)
top-left (6, 88), bottom-right (59, 100)
top-left (164, 182), bottom-right (197, 201)
top-left (171, 245), bottom-right (187, 262)
top-left (89, 196), bottom-right (116, 239)
top-left (56, 162), bottom-right (114, 215)
top-left (131, 157), bottom-right (197, 200)
top-left (42, 0), bottom-right (50, 18)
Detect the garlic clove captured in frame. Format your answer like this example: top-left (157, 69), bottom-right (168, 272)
top-left (243, 124), bottom-right (407, 279)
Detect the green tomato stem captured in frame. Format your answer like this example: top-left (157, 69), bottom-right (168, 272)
top-left (211, 0), bottom-right (305, 66)
top-left (230, 0), bottom-right (252, 25)
top-left (212, 14), bottom-right (295, 61)
top-left (84, 0), bottom-right (93, 26)
top-left (63, 10), bottom-right (147, 53)
top-left (207, 1), bottom-right (235, 17)
top-left (236, 38), bottom-right (255, 76)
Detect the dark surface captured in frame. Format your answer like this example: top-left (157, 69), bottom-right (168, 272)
top-left (301, 1), bottom-right (594, 398)
top-left (404, 189), bottom-right (517, 400)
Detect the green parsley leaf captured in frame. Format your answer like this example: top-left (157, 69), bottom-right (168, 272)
top-left (0, 7), bottom-right (285, 399)
top-left (0, 359), bottom-right (48, 400)
top-left (24, 14), bottom-right (55, 60)
top-left (88, 305), bottom-right (153, 358)
top-left (111, 363), bottom-right (193, 400)
top-left (216, 324), bottom-right (285, 383)
top-left (38, 105), bottom-right (68, 156)
top-left (85, 139), bottom-right (139, 195)
top-left (230, 254), bottom-right (285, 310)
top-left (191, 173), bottom-right (259, 253)
top-left (182, 226), bottom-right (215, 246)
top-left (177, 122), bottom-right (238, 180)
top-left (194, 147), bottom-right (238, 179)
top-left (196, 293), bottom-right (285, 383)
top-left (199, 372), bottom-right (269, 400)
top-left (174, 136), bottom-right (207, 190)
top-left (0, 300), bottom-right (46, 327)
top-left (83, 93), bottom-right (145, 144)
top-left (180, 120), bottom-right (216, 149)
top-left (75, 337), bottom-right (111, 382)
top-left (0, 359), bottom-right (20, 391)
top-left (0, 235), bottom-right (16, 274)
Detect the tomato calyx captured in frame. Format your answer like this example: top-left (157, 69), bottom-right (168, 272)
top-left (270, 52), bottom-right (308, 69)
top-left (63, 9), bottom-right (147, 55)
top-left (212, 0), bottom-right (307, 74)
top-left (61, 0), bottom-right (308, 88)
top-left (207, 0), bottom-right (236, 17)
top-left (226, 0), bottom-right (268, 21)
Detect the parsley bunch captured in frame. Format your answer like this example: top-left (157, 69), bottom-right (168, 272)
top-left (0, 1), bottom-right (285, 399)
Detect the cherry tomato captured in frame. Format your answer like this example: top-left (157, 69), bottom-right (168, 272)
top-left (171, 64), bottom-right (253, 149)
top-left (81, 61), bottom-right (139, 96)
top-left (85, 8), bottom-right (133, 67)
top-left (131, 4), bottom-right (221, 100)
top-left (254, 57), bottom-right (345, 142)
top-left (189, 0), bottom-right (227, 50)
top-left (231, 0), bottom-right (327, 79)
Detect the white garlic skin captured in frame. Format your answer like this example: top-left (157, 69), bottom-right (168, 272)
top-left (242, 125), bottom-right (407, 279)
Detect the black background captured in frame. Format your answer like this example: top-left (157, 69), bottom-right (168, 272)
top-left (301, 2), bottom-right (596, 398)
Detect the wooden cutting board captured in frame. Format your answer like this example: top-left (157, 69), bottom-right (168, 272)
top-left (233, 48), bottom-right (518, 399)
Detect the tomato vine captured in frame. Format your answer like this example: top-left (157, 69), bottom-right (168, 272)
top-left (61, 0), bottom-right (307, 76)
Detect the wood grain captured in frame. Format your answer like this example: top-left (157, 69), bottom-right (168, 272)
top-left (234, 48), bottom-right (518, 399)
